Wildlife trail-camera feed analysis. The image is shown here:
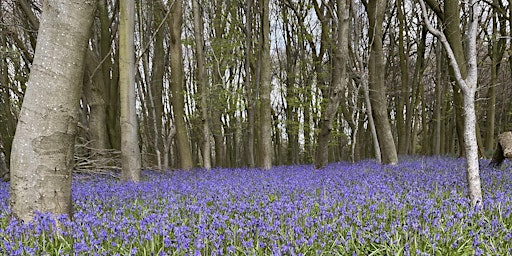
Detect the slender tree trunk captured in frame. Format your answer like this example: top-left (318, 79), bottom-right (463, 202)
top-left (244, 0), bottom-right (255, 167)
top-left (166, 0), bottom-right (193, 170)
top-left (210, 0), bottom-right (227, 167)
top-left (438, 0), bottom-right (467, 157)
top-left (84, 52), bottom-right (109, 151)
top-left (281, 4), bottom-right (299, 165)
top-left (148, 4), bottom-right (166, 170)
top-left (396, 0), bottom-right (409, 155)
top-left (119, 0), bottom-right (141, 181)
top-left (367, 0), bottom-right (398, 165)
top-left (10, 0), bottom-right (96, 222)
top-left (258, 0), bottom-right (272, 170)
top-left (0, 18), bottom-right (16, 172)
top-left (98, 0), bottom-right (121, 151)
top-left (433, 43), bottom-right (443, 155)
top-left (245, 72), bottom-right (256, 168)
top-left (192, 0), bottom-right (211, 170)
top-left (315, 0), bottom-right (350, 168)
top-left (363, 82), bottom-right (381, 163)
top-left (485, 10), bottom-right (504, 154)
top-left (420, 0), bottom-right (483, 207)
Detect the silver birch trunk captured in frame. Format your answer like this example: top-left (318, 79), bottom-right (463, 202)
top-left (420, 0), bottom-right (483, 207)
top-left (9, 0), bottom-right (96, 222)
top-left (120, 0), bottom-right (141, 181)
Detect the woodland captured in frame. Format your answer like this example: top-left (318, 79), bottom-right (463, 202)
top-left (2, 0), bottom-right (511, 172)
top-left (1, 0), bottom-right (512, 254)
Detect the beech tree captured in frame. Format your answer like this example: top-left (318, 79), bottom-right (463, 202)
top-left (315, 0), bottom-right (350, 168)
top-left (192, 0), bottom-right (212, 170)
top-left (420, 0), bottom-right (483, 207)
top-left (366, 0), bottom-right (398, 165)
top-left (163, 0), bottom-right (194, 170)
top-left (259, 0), bottom-right (272, 170)
top-left (119, 0), bottom-right (141, 181)
top-left (9, 0), bottom-right (96, 222)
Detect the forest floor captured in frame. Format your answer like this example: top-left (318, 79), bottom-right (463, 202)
top-left (0, 156), bottom-right (511, 255)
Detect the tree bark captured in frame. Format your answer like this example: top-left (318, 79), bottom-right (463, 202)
top-left (0, 16), bottom-right (16, 172)
top-left (84, 51), bottom-right (110, 151)
top-left (192, 0), bottom-right (211, 170)
top-left (367, 0), bottom-right (398, 165)
top-left (97, 0), bottom-right (121, 151)
top-left (119, 0), bottom-right (141, 181)
top-left (315, 0), bottom-right (350, 168)
top-left (429, 0), bottom-right (467, 157)
top-left (10, 0), bottom-right (96, 222)
top-left (258, 0), bottom-right (272, 170)
top-left (244, 0), bottom-right (256, 167)
top-left (485, 9), bottom-right (505, 154)
top-left (396, 0), bottom-right (410, 155)
top-left (420, 0), bottom-right (483, 208)
top-left (166, 0), bottom-right (193, 170)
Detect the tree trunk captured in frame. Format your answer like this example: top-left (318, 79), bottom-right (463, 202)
top-left (148, 4), bottom-right (166, 170)
top-left (490, 132), bottom-right (511, 167)
top-left (281, 4), bottom-right (299, 165)
top-left (258, 0), bottom-right (272, 170)
top-left (396, 0), bottom-right (410, 155)
top-left (441, 0), bottom-right (467, 157)
top-left (97, 0), bottom-right (121, 151)
top-left (420, 0), bottom-right (483, 207)
top-left (315, 0), bottom-right (350, 168)
top-left (367, 0), bottom-right (398, 165)
top-left (119, 0), bottom-right (141, 181)
top-left (244, 0), bottom-right (256, 167)
top-left (0, 149), bottom-right (8, 181)
top-left (485, 9), bottom-right (505, 154)
top-left (0, 21), bottom-right (16, 172)
top-left (433, 42), bottom-right (443, 155)
top-left (192, 0), bottom-right (211, 170)
top-left (10, 0), bottom-right (96, 222)
top-left (84, 52), bottom-right (110, 151)
top-left (166, 0), bottom-right (193, 170)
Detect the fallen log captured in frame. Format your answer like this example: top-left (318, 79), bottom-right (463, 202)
top-left (489, 131), bottom-right (512, 167)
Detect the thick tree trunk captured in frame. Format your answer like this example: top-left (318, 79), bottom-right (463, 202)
top-left (315, 0), bottom-right (350, 168)
top-left (10, 0), bottom-right (96, 222)
top-left (367, 0), bottom-right (398, 165)
top-left (259, 0), bottom-right (272, 170)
